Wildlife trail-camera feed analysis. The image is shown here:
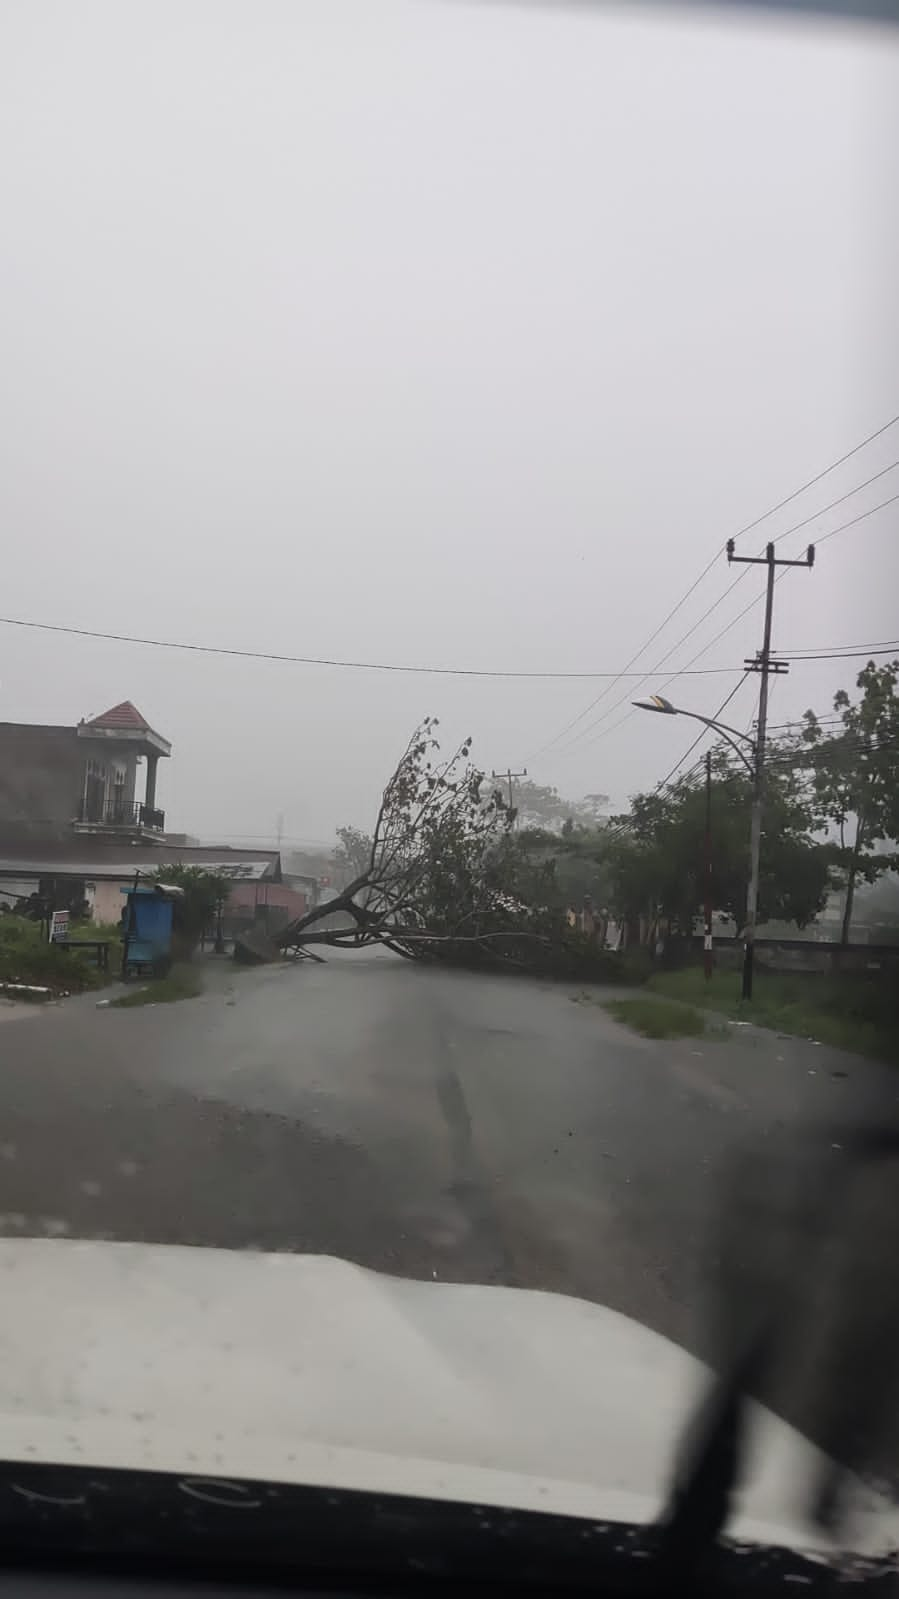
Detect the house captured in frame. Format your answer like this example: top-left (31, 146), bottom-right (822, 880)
top-left (0, 698), bottom-right (317, 931)
top-left (0, 700), bottom-right (171, 846)
top-left (0, 842), bottom-right (284, 924)
top-left (223, 876), bottom-right (313, 939)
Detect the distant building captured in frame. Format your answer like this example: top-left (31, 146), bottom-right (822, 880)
top-left (0, 700), bottom-right (318, 931)
top-left (0, 842), bottom-right (283, 924)
top-left (0, 700), bottom-right (171, 846)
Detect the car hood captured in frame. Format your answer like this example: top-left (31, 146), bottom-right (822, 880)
top-left (0, 1238), bottom-right (895, 1561)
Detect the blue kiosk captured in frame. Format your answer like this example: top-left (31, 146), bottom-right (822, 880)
top-left (120, 882), bottom-right (182, 978)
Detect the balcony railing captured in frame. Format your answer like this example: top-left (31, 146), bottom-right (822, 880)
top-left (77, 799), bottom-right (166, 832)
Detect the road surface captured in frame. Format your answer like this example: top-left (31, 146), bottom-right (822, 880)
top-left (3, 950), bottom-right (899, 1483)
top-left (1, 952), bottom-right (893, 1360)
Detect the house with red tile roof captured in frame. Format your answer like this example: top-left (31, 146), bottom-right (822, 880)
top-left (0, 700), bottom-right (172, 849)
top-left (0, 704), bottom-right (309, 926)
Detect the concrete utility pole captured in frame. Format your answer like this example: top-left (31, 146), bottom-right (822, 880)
top-left (726, 538), bottom-right (814, 1000)
top-left (492, 767), bottom-right (527, 821)
top-left (703, 749), bottom-right (714, 981)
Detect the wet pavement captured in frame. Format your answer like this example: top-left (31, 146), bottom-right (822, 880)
top-left (2, 949), bottom-right (899, 1488)
top-left (1, 950), bottom-right (894, 1360)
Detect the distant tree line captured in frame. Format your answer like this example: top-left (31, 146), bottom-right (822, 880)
top-left (276, 659), bottom-right (897, 971)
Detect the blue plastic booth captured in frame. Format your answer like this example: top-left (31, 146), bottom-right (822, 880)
top-left (121, 884), bottom-right (177, 977)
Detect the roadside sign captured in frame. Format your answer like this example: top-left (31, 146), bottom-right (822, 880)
top-left (49, 910), bottom-right (70, 943)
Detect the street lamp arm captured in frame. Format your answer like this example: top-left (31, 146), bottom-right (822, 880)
top-left (632, 702), bottom-right (756, 775)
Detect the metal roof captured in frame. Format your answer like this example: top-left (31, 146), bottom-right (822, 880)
top-left (0, 848), bottom-right (279, 883)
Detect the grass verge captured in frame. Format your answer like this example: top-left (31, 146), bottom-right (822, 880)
top-left (0, 915), bottom-right (112, 996)
top-left (601, 995), bottom-right (714, 1040)
top-left (111, 965), bottom-right (203, 1008)
top-left (646, 966), bottom-right (899, 1063)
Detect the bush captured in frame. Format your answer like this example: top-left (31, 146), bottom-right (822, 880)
top-left (618, 946), bottom-right (655, 984)
top-left (412, 925), bottom-right (629, 983)
top-left (145, 866), bottom-right (234, 949)
top-left (0, 914), bottom-right (105, 994)
top-left (817, 972), bottom-right (899, 1029)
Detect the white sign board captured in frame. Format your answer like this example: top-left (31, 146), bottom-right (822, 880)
top-left (48, 910), bottom-right (70, 943)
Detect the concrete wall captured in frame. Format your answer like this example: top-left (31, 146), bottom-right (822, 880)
top-left (91, 878), bottom-right (128, 924)
top-left (0, 877), bottom-right (38, 911)
top-left (0, 725), bottom-right (81, 839)
top-left (226, 881), bottom-right (307, 920)
top-left (697, 937), bottom-right (899, 973)
top-left (0, 724), bottom-right (138, 842)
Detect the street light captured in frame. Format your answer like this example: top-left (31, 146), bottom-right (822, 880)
top-left (632, 697), bottom-right (755, 774)
top-left (633, 696), bottom-right (758, 993)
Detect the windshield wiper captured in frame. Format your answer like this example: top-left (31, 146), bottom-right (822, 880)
top-left (658, 1126), bottom-right (899, 1581)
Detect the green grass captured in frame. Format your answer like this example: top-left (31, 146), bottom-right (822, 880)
top-left (111, 964), bottom-right (202, 1008)
top-left (646, 966), bottom-right (899, 1063)
top-left (0, 914), bottom-right (109, 995)
top-left (601, 995), bottom-right (714, 1040)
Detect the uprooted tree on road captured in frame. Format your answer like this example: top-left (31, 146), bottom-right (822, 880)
top-left (275, 720), bottom-right (594, 971)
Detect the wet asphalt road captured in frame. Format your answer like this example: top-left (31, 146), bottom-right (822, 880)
top-left (1, 949), bottom-right (893, 1366)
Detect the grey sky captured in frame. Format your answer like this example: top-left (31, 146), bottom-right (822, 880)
top-left (1, 0), bottom-right (897, 846)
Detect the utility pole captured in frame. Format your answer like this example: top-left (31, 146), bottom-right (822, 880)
top-left (492, 767), bottom-right (527, 822)
top-left (726, 538), bottom-right (814, 1000)
top-left (703, 749), bottom-right (713, 981)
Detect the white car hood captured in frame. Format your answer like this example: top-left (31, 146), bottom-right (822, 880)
top-left (0, 1239), bottom-right (894, 1563)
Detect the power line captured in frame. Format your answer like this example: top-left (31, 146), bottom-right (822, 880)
top-left (526, 411), bottom-right (899, 761)
top-left (0, 614), bottom-right (754, 680)
top-left (766, 715), bottom-right (842, 733)
top-left (603, 725), bottom-right (899, 853)
top-left (731, 412), bottom-right (899, 545)
top-left (560, 558), bottom-right (899, 759)
top-left (554, 495), bottom-right (899, 762)
top-left (574, 722), bottom-right (899, 855)
top-left (559, 507), bottom-right (899, 758)
top-left (779, 645), bottom-right (899, 663)
top-left (657, 675), bottom-right (752, 790)
top-left (559, 582), bottom-right (767, 758)
top-left (783, 636), bottom-right (899, 656)
top-left (599, 682), bottom-right (751, 848)
top-left (523, 551), bottom-right (727, 756)
top-left (567, 636), bottom-right (897, 766)
top-left (812, 489), bottom-right (899, 547)
top-left (589, 572), bottom-right (754, 745)
top-left (546, 621), bottom-right (899, 771)
top-left (0, 608), bottom-right (891, 710)
top-left (765, 735), bottom-right (899, 764)
top-left (769, 459), bottom-right (899, 549)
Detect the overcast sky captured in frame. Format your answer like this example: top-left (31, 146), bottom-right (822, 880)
top-left (1, 0), bottom-right (897, 847)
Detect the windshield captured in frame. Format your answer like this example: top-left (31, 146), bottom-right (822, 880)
top-left (1, 0), bottom-right (897, 1585)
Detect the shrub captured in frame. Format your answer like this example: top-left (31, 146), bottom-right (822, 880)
top-left (144, 866), bottom-right (235, 950)
top-left (0, 915), bottom-right (104, 994)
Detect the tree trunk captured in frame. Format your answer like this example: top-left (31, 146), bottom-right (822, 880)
top-left (277, 875), bottom-right (372, 947)
top-left (840, 819), bottom-right (865, 949)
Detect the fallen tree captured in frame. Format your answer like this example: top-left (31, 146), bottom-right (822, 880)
top-left (275, 719), bottom-right (615, 974)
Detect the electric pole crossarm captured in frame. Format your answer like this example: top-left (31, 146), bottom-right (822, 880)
top-left (492, 767), bottom-right (527, 819)
top-left (726, 538), bottom-right (816, 570)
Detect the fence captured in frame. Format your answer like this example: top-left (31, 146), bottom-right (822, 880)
top-left (690, 935), bottom-right (899, 974)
